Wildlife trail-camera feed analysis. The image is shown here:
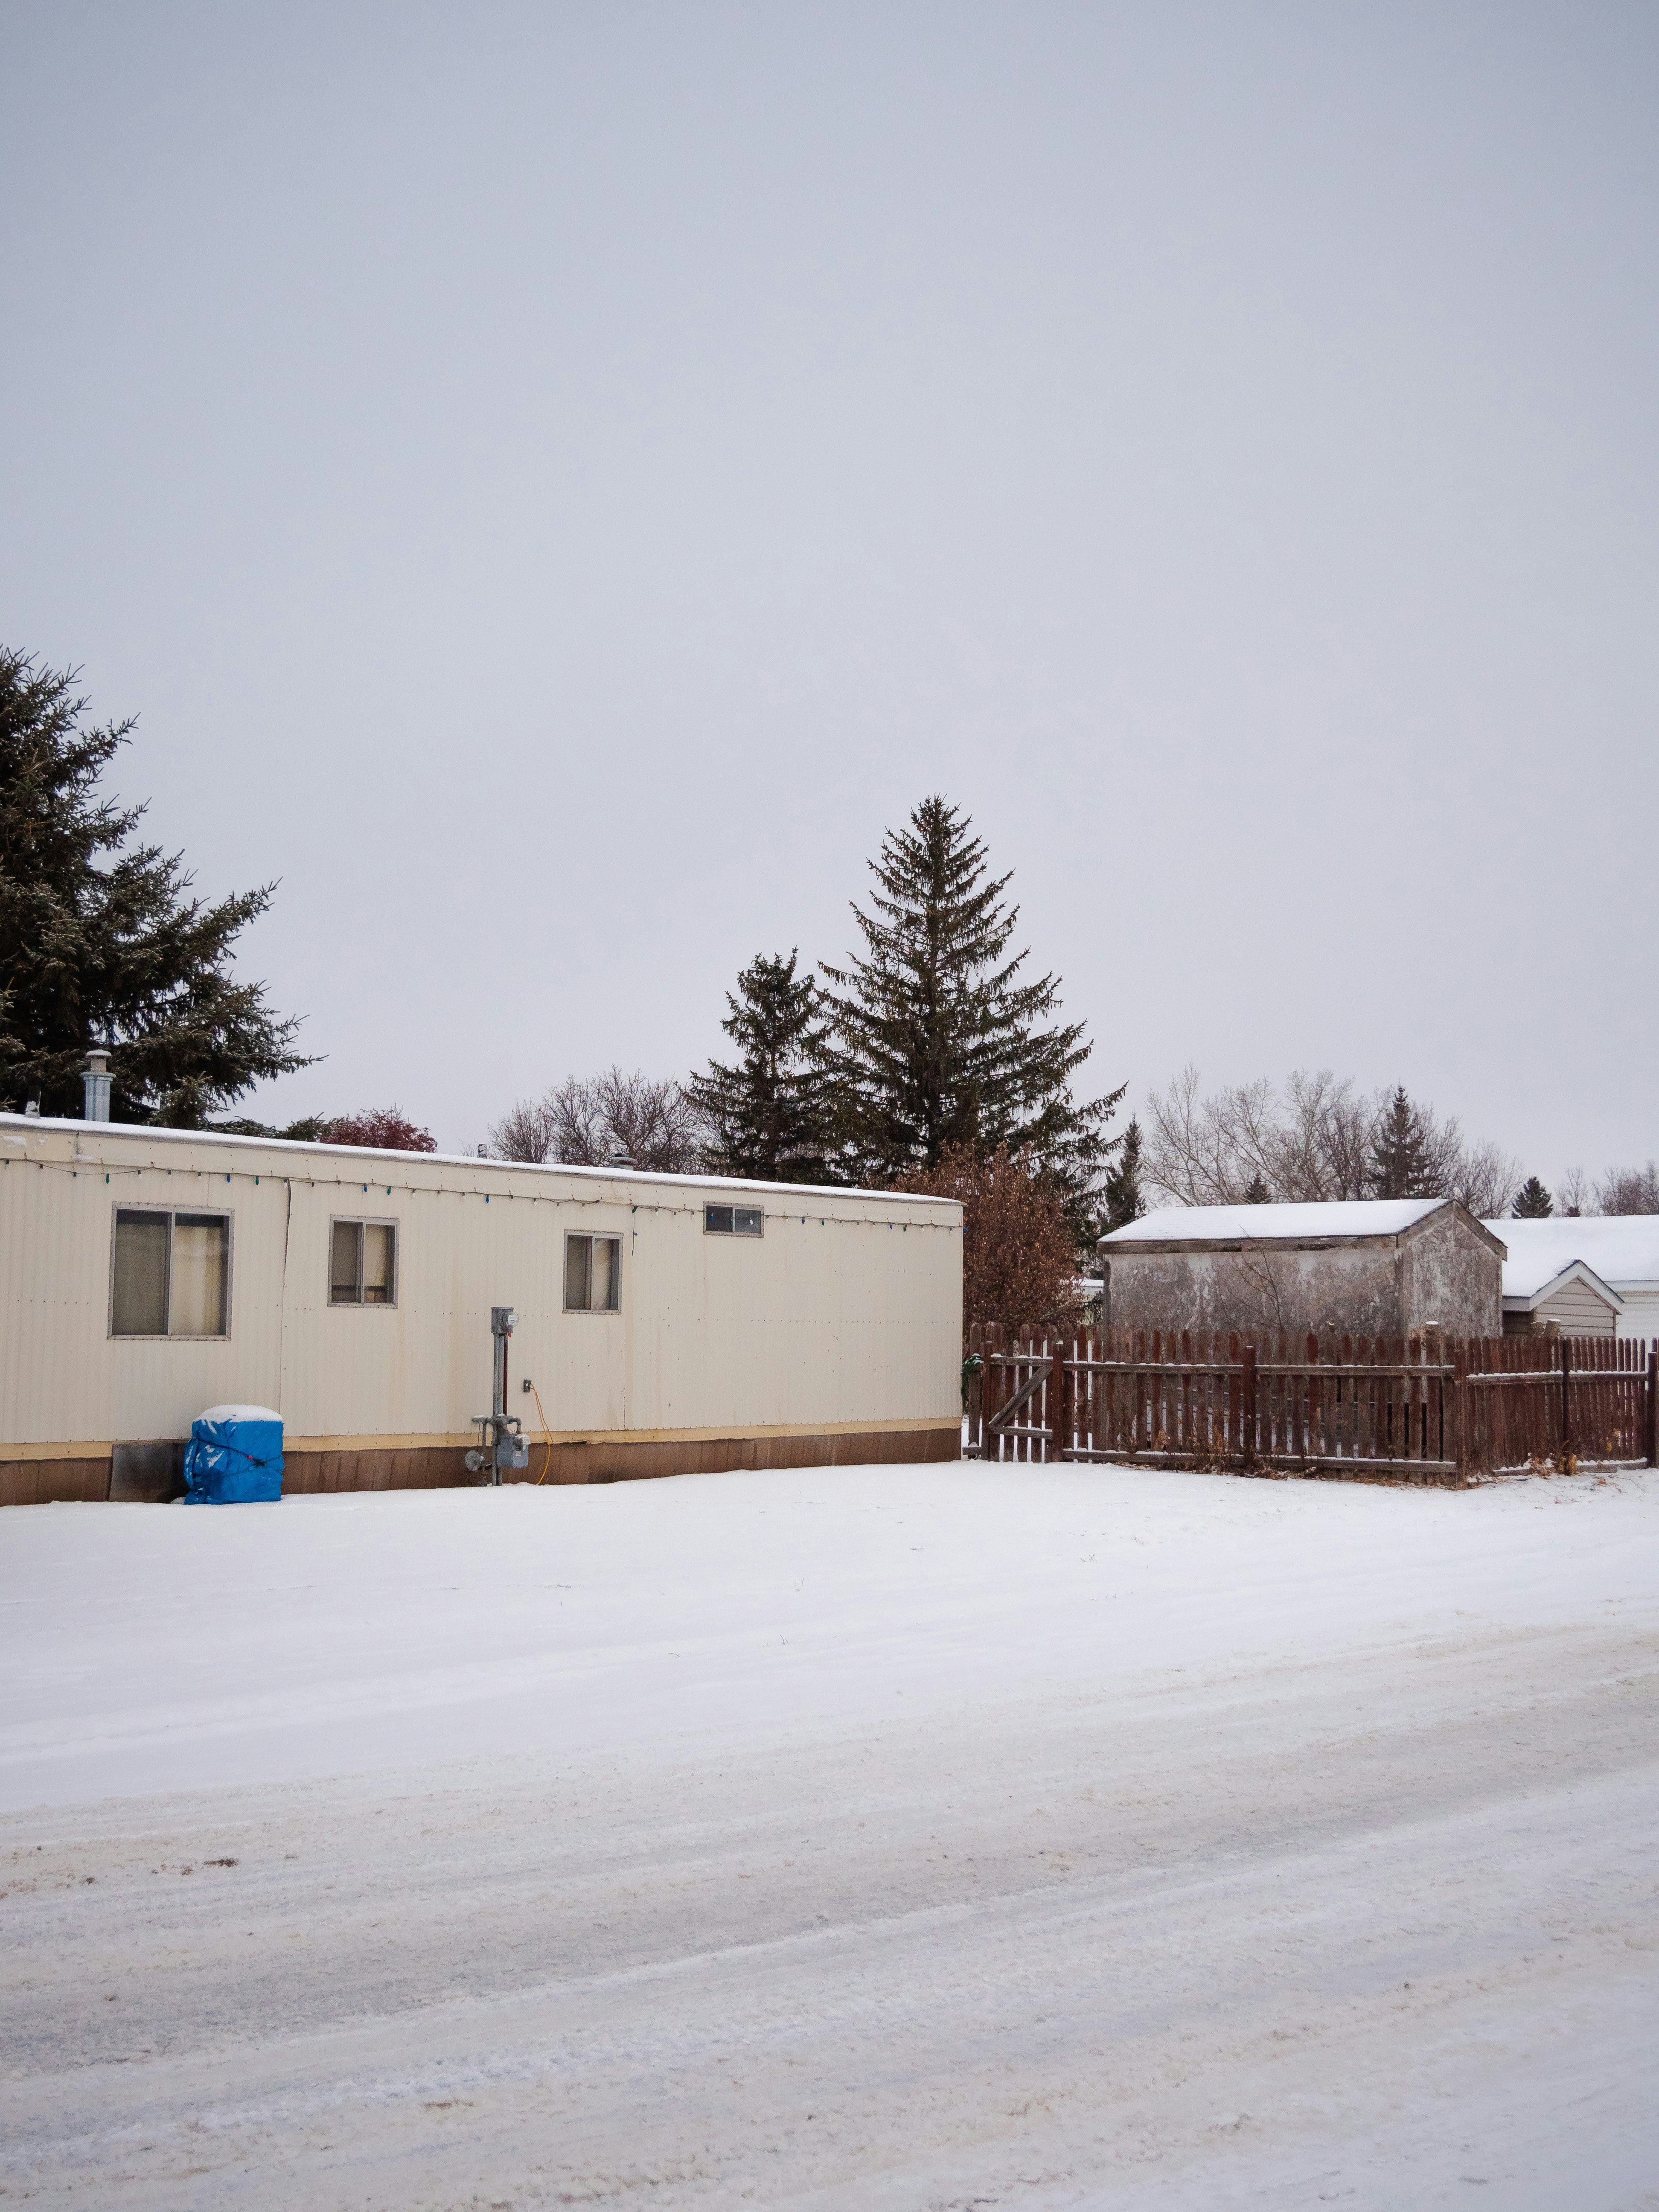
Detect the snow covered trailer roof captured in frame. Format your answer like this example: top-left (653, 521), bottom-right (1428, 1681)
top-left (0, 1115), bottom-right (963, 1507)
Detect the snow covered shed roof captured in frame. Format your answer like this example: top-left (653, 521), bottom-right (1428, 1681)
top-left (1481, 1216), bottom-right (1659, 1298)
top-left (1100, 1197), bottom-right (1501, 1252)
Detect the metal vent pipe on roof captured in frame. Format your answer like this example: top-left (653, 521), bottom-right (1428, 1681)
top-left (82, 1049), bottom-right (111, 1123)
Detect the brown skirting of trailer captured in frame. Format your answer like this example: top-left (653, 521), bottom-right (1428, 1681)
top-left (0, 1457), bottom-right (115, 1508)
top-left (286, 1424), bottom-right (960, 1493)
top-left (0, 1424), bottom-right (960, 1506)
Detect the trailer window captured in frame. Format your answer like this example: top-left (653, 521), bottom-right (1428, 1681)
top-left (111, 1209), bottom-right (230, 1337)
top-left (565, 1233), bottom-right (621, 1313)
top-left (330, 1220), bottom-right (398, 1306)
top-left (704, 1204), bottom-right (763, 1237)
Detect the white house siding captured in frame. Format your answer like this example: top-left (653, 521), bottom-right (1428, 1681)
top-left (1531, 1277), bottom-right (1619, 1335)
top-left (0, 1121), bottom-right (961, 1492)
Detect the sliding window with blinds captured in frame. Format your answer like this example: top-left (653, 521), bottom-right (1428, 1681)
top-left (330, 1220), bottom-right (398, 1307)
top-left (111, 1209), bottom-right (230, 1336)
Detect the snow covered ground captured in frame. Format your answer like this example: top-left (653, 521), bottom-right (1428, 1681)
top-left (2, 1462), bottom-right (1657, 2211)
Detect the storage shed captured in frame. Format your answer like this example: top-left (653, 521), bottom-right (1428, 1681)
top-left (0, 1115), bottom-right (963, 1507)
top-left (1484, 1216), bottom-right (1659, 1343)
top-left (1099, 1198), bottom-right (1504, 1340)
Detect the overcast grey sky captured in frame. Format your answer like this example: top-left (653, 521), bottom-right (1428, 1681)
top-left (3, 2), bottom-right (1655, 1183)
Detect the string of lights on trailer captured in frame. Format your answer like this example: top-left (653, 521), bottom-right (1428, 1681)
top-left (0, 1147), bottom-right (961, 1233)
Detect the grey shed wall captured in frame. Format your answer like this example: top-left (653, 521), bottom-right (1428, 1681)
top-left (1103, 1208), bottom-right (1501, 1341)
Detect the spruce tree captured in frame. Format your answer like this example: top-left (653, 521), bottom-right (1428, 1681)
top-left (1103, 1115), bottom-right (1147, 1230)
top-left (1511, 1175), bottom-right (1553, 1218)
top-left (1368, 1086), bottom-right (1435, 1200)
top-left (818, 796), bottom-right (1123, 1241)
top-left (686, 950), bottom-right (835, 1182)
top-left (1242, 1172), bottom-right (1271, 1205)
top-left (0, 649), bottom-right (311, 1121)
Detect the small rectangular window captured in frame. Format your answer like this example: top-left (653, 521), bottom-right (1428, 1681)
top-left (704, 1202), bottom-right (763, 1237)
top-left (329, 1219), bottom-right (398, 1307)
top-left (565, 1233), bottom-right (621, 1312)
top-left (111, 1209), bottom-right (229, 1337)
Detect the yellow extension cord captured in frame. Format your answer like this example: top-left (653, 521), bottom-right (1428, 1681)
top-left (530, 1380), bottom-right (556, 1483)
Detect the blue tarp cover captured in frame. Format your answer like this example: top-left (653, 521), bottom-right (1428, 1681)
top-left (183, 1403), bottom-right (283, 1504)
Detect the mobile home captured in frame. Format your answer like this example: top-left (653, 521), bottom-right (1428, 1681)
top-left (0, 1115), bottom-right (963, 1506)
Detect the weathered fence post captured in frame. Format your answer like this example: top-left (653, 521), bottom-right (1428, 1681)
top-left (1648, 1340), bottom-right (1658, 1470)
top-left (1241, 1343), bottom-right (1257, 1468)
top-left (1050, 1339), bottom-right (1068, 1463)
top-left (965, 1321), bottom-right (983, 1458)
top-left (1450, 1341), bottom-right (1468, 1482)
top-left (1560, 1335), bottom-right (1573, 1464)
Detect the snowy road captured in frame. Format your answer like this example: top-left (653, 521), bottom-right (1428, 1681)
top-left (2, 1465), bottom-right (1657, 2209)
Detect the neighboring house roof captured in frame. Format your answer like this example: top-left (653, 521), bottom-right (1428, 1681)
top-left (1482, 1216), bottom-right (1659, 1298)
top-left (1102, 1197), bottom-right (1472, 1249)
top-left (1501, 1258), bottom-right (1624, 1315)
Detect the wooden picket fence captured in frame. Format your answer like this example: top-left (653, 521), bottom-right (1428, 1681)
top-left (963, 1323), bottom-right (1659, 1484)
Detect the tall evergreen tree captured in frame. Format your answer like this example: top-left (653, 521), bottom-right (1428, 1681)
top-left (1103, 1115), bottom-right (1147, 1230)
top-left (1368, 1086), bottom-right (1435, 1199)
top-left (818, 796), bottom-right (1123, 1241)
top-left (1511, 1175), bottom-right (1553, 1218)
top-left (1242, 1172), bottom-right (1271, 1205)
top-left (0, 649), bottom-right (311, 1121)
top-left (686, 950), bottom-right (835, 1182)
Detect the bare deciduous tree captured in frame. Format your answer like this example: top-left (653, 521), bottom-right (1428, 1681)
top-left (1595, 1162), bottom-right (1659, 1214)
top-left (489, 1068), bottom-right (707, 1173)
top-left (488, 1094), bottom-right (557, 1164)
top-left (1557, 1166), bottom-right (1590, 1217)
top-left (1142, 1067), bottom-right (1520, 1214)
top-left (1275, 1071), bottom-right (1375, 1201)
top-left (1449, 1139), bottom-right (1525, 1219)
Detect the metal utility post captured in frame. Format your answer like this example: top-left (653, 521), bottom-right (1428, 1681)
top-left (466, 1307), bottom-right (530, 1484)
top-left (493, 1307), bottom-right (511, 1439)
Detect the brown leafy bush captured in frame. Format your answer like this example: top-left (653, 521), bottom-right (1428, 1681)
top-left (896, 1142), bottom-right (1082, 1337)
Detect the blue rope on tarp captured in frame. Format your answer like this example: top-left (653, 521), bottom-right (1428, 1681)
top-left (182, 1411), bottom-right (284, 1504)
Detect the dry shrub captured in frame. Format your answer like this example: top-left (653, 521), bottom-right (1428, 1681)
top-left (324, 1107), bottom-right (436, 1153)
top-left (896, 1143), bottom-right (1082, 1337)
